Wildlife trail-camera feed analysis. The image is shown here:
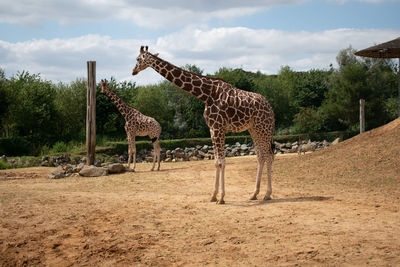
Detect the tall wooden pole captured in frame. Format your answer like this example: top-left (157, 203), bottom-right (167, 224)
top-left (86, 61), bottom-right (96, 165)
top-left (360, 99), bottom-right (365, 133)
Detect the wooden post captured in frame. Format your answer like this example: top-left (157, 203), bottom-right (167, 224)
top-left (360, 99), bottom-right (365, 133)
top-left (86, 61), bottom-right (96, 165)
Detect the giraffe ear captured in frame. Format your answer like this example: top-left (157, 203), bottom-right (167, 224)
top-left (154, 53), bottom-right (159, 57)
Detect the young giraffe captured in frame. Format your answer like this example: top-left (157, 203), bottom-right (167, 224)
top-left (132, 46), bottom-right (274, 204)
top-left (100, 79), bottom-right (162, 171)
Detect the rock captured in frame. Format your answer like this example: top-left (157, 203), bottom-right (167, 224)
top-left (197, 150), bottom-right (207, 158)
top-left (298, 142), bottom-right (317, 155)
top-left (48, 166), bottom-right (65, 179)
top-left (175, 150), bottom-right (186, 160)
top-left (322, 140), bottom-right (330, 147)
top-left (289, 145), bottom-right (299, 153)
top-left (63, 164), bottom-right (74, 174)
top-left (331, 137), bottom-right (340, 145)
top-left (79, 165), bottom-right (107, 177)
top-left (240, 144), bottom-right (248, 151)
top-left (106, 163), bottom-right (125, 174)
top-left (80, 156), bottom-right (87, 164)
top-left (41, 160), bottom-right (50, 167)
top-left (73, 163), bottom-right (85, 173)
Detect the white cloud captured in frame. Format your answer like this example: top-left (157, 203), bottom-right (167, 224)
top-left (0, 0), bottom-right (304, 27)
top-left (1, 28), bottom-right (399, 85)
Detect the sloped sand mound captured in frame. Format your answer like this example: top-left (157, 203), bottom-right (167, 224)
top-left (278, 118), bottom-right (400, 191)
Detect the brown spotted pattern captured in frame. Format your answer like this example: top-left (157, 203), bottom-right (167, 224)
top-left (100, 79), bottom-right (162, 172)
top-left (132, 46), bottom-right (274, 204)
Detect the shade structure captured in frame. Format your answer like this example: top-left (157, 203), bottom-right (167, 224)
top-left (355, 37), bottom-right (400, 58)
top-left (355, 37), bottom-right (400, 118)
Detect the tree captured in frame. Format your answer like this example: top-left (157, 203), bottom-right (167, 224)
top-left (253, 74), bottom-right (294, 130)
top-left (320, 47), bottom-right (398, 131)
top-left (133, 84), bottom-right (174, 139)
top-left (213, 67), bottom-right (255, 92)
top-left (0, 69), bottom-right (10, 136)
top-left (7, 71), bottom-right (58, 145)
top-left (54, 79), bottom-right (87, 141)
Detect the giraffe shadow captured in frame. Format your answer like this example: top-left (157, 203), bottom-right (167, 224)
top-left (226, 196), bottom-right (333, 207)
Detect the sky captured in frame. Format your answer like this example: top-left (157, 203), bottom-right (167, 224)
top-left (0, 0), bottom-right (400, 85)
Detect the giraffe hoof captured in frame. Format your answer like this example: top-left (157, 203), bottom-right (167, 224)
top-left (210, 196), bottom-right (218, 202)
top-left (263, 196), bottom-right (272, 201)
top-left (250, 195), bottom-right (257, 200)
top-left (217, 199), bottom-right (225, 205)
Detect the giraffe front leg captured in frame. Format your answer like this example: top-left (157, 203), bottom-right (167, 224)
top-left (217, 158), bottom-right (226, 204)
top-left (127, 135), bottom-right (136, 172)
top-left (210, 129), bottom-right (226, 204)
top-left (210, 165), bottom-right (219, 202)
top-left (211, 158), bottom-right (226, 204)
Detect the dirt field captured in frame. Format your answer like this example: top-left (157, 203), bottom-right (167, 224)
top-left (1, 119), bottom-right (400, 266)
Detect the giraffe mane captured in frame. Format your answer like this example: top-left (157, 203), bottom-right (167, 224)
top-left (147, 52), bottom-right (228, 84)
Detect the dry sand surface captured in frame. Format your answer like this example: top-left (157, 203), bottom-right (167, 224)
top-left (1, 118), bottom-right (400, 266)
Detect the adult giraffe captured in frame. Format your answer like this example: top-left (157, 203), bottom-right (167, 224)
top-left (132, 46), bottom-right (275, 204)
top-left (100, 79), bottom-right (162, 172)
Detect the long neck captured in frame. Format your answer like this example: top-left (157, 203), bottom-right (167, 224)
top-left (148, 55), bottom-right (217, 103)
top-left (104, 89), bottom-right (133, 119)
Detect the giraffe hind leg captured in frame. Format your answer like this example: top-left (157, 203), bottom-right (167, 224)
top-left (250, 158), bottom-right (264, 200)
top-left (264, 154), bottom-right (274, 201)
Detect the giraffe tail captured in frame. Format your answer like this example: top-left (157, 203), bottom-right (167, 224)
top-left (270, 138), bottom-right (276, 154)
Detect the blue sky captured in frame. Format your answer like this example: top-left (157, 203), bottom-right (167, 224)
top-left (0, 0), bottom-right (399, 85)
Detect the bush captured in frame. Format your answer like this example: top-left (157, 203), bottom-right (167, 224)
top-left (0, 160), bottom-right (9, 170)
top-left (51, 141), bottom-right (68, 153)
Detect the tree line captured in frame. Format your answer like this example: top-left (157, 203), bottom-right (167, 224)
top-left (0, 47), bottom-right (398, 155)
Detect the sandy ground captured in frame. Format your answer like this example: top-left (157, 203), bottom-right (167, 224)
top-left (1, 119), bottom-right (400, 266)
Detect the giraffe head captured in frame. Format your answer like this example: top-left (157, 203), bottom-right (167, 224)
top-left (99, 79), bottom-right (109, 94)
top-left (132, 46), bottom-right (158, 76)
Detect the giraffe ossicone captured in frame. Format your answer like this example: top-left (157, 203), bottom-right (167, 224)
top-left (99, 79), bottom-right (162, 172)
top-left (132, 47), bottom-right (275, 204)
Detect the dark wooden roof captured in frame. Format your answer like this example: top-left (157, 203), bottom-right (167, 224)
top-left (355, 37), bottom-right (400, 58)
